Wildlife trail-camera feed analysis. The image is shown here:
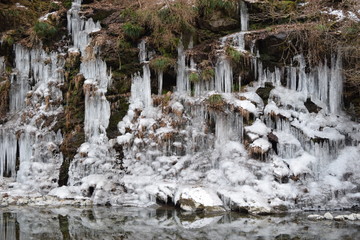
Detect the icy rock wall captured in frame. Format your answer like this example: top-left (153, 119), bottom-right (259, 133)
top-left (81, 57), bottom-right (111, 140)
top-left (252, 52), bottom-right (343, 114)
top-left (67, 0), bottom-right (111, 141)
top-left (115, 0), bottom-right (360, 209)
top-left (1, 42), bottom-right (65, 184)
top-left (10, 44), bottom-right (65, 112)
top-left (67, 0), bottom-right (101, 55)
top-left (67, 0), bottom-right (122, 195)
top-left (215, 56), bottom-right (233, 93)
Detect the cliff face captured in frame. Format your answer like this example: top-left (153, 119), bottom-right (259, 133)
top-left (0, 0), bottom-right (360, 213)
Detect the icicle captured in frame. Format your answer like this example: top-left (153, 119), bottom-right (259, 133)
top-left (0, 56), bottom-right (5, 74)
top-left (158, 70), bottom-right (163, 95)
top-left (81, 57), bottom-right (112, 140)
top-left (67, 0), bottom-right (101, 54)
top-left (0, 130), bottom-right (17, 178)
top-left (83, 90), bottom-right (110, 139)
top-left (142, 62), bottom-right (152, 108)
top-left (329, 54), bottom-right (342, 114)
top-left (176, 41), bottom-right (187, 93)
top-left (240, 1), bottom-right (249, 31)
top-left (215, 56), bottom-right (233, 93)
top-left (215, 113), bottom-right (243, 147)
top-left (238, 32), bottom-right (246, 51)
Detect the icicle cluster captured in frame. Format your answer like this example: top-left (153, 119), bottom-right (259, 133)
top-left (10, 44), bottom-right (65, 112)
top-left (130, 40), bottom-right (152, 109)
top-left (67, 0), bottom-right (101, 54)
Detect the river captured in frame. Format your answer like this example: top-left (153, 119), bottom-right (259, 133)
top-left (1, 206), bottom-right (359, 239)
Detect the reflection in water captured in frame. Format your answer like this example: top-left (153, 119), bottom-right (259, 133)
top-left (0, 206), bottom-right (360, 240)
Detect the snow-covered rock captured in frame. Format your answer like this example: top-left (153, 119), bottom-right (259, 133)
top-left (175, 187), bottom-right (225, 213)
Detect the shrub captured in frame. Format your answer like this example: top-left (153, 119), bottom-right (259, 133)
top-left (149, 56), bottom-right (175, 71)
top-left (208, 94), bottom-right (223, 105)
top-left (122, 22), bottom-right (144, 40)
top-left (196, 0), bottom-right (237, 18)
top-left (189, 72), bottom-right (200, 83)
top-left (34, 21), bottom-right (58, 40)
top-left (136, 1), bottom-right (195, 50)
top-left (225, 46), bottom-right (242, 63)
top-left (200, 67), bottom-right (215, 81)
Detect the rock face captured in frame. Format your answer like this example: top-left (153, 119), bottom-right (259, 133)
top-left (176, 187), bottom-right (225, 213)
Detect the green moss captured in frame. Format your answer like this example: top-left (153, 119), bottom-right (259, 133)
top-left (49, 2), bottom-right (60, 11)
top-left (56, 55), bottom-right (86, 186)
top-left (225, 46), bottom-right (242, 63)
top-left (63, 0), bottom-right (72, 9)
top-left (3, 35), bottom-right (14, 46)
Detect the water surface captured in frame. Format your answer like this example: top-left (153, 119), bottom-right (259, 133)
top-left (1, 206), bottom-right (359, 240)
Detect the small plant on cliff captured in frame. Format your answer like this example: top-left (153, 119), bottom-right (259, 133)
top-left (225, 46), bottom-right (242, 63)
top-left (149, 56), bottom-right (175, 72)
top-left (208, 94), bottom-right (224, 105)
top-left (200, 66), bottom-right (215, 81)
top-left (196, 0), bottom-right (238, 18)
top-left (189, 72), bottom-right (200, 83)
top-left (136, 0), bottom-right (195, 50)
top-left (122, 22), bottom-right (144, 40)
top-left (34, 21), bottom-right (58, 40)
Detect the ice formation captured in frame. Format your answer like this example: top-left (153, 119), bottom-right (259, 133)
top-left (112, 2), bottom-right (360, 212)
top-left (240, 1), bottom-right (249, 31)
top-left (0, 0), bottom-right (360, 213)
top-left (0, 43), bottom-right (64, 191)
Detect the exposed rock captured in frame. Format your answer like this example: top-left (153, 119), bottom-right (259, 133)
top-left (176, 187), bottom-right (225, 213)
top-left (256, 82), bottom-right (274, 105)
top-left (305, 98), bottom-right (322, 113)
top-left (199, 11), bottom-right (238, 32)
top-left (324, 212), bottom-right (333, 220)
top-left (308, 214), bottom-right (325, 220)
top-left (344, 213), bottom-right (357, 221)
top-left (334, 215), bottom-right (346, 221)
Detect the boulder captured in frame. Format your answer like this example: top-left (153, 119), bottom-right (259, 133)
top-left (344, 214), bottom-right (357, 221)
top-left (324, 212), bottom-right (333, 220)
top-left (307, 214), bottom-right (325, 220)
top-left (176, 187), bottom-right (225, 213)
top-left (334, 215), bottom-right (345, 221)
top-left (304, 98), bottom-right (321, 113)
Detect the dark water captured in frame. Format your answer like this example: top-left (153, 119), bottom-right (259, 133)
top-left (0, 206), bottom-right (359, 240)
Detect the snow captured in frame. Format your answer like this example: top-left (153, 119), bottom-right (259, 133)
top-left (245, 119), bottom-right (270, 136)
top-left (176, 187), bottom-right (224, 209)
top-left (250, 138), bottom-right (271, 152)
